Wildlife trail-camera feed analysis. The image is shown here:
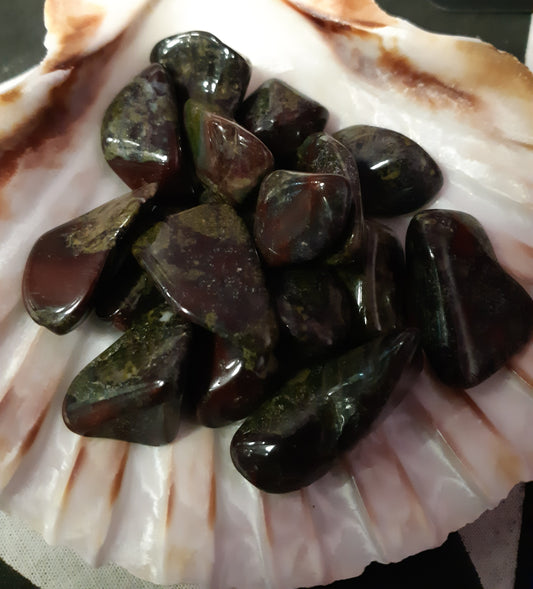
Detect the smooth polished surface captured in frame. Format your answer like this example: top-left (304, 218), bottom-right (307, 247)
top-left (101, 64), bottom-right (182, 190)
top-left (133, 203), bottom-right (278, 374)
top-left (63, 304), bottom-right (191, 445)
top-left (254, 170), bottom-right (351, 266)
top-left (406, 209), bottom-right (533, 388)
top-left (231, 329), bottom-right (421, 493)
top-left (334, 125), bottom-right (443, 217)
top-left (22, 185), bottom-right (156, 334)
top-left (184, 99), bottom-right (274, 206)
top-left (151, 30), bottom-right (251, 115)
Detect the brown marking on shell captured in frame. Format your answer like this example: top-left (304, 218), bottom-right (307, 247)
top-left (284, 0), bottom-right (395, 30)
top-left (377, 49), bottom-right (478, 110)
top-left (403, 394), bottom-right (489, 500)
top-left (43, 1), bottom-right (105, 71)
top-left (418, 381), bottom-right (525, 489)
top-left (454, 39), bottom-right (533, 104)
top-left (0, 389), bottom-right (49, 457)
top-left (166, 481), bottom-right (175, 530)
top-left (346, 431), bottom-right (437, 564)
top-left (109, 446), bottom-right (129, 505)
top-left (0, 30), bottom-right (126, 216)
top-left (0, 86), bottom-right (22, 105)
top-left (262, 494), bottom-right (274, 547)
top-left (207, 468), bottom-right (217, 530)
top-left (20, 402), bottom-right (50, 457)
top-left (285, 0), bottom-right (478, 112)
top-left (370, 431), bottom-right (433, 532)
top-left (63, 444), bottom-right (87, 500)
top-left (0, 153), bottom-right (20, 219)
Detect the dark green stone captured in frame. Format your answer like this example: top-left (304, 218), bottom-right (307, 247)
top-left (334, 125), bottom-right (443, 217)
top-left (335, 220), bottom-right (406, 346)
top-left (254, 170), bottom-right (352, 266)
top-left (101, 64), bottom-right (182, 191)
top-left (63, 304), bottom-right (192, 445)
top-left (22, 184), bottom-right (157, 334)
top-left (150, 30), bottom-right (251, 116)
top-left (296, 131), bottom-right (365, 265)
top-left (230, 329), bottom-right (421, 493)
top-left (133, 203), bottom-right (278, 375)
top-left (271, 265), bottom-right (352, 361)
top-left (406, 209), bottom-right (533, 388)
top-left (184, 100), bottom-right (274, 206)
top-left (237, 78), bottom-right (329, 166)
top-left (195, 335), bottom-right (267, 428)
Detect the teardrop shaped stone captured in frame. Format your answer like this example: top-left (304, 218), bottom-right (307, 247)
top-left (133, 203), bottom-right (278, 375)
top-left (22, 184), bottom-right (157, 334)
top-left (184, 100), bottom-right (274, 206)
top-left (150, 31), bottom-right (251, 116)
top-left (406, 209), bottom-right (533, 388)
top-left (231, 328), bottom-right (421, 493)
top-left (296, 131), bottom-right (365, 265)
top-left (254, 170), bottom-right (351, 266)
top-left (195, 335), bottom-right (267, 428)
top-left (63, 304), bottom-right (192, 445)
top-left (334, 125), bottom-right (443, 217)
top-left (94, 254), bottom-right (165, 331)
top-left (101, 64), bottom-right (183, 191)
top-left (271, 265), bottom-right (352, 361)
top-left (237, 78), bottom-right (329, 166)
top-left (335, 220), bottom-right (406, 346)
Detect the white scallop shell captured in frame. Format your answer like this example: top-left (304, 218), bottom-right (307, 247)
top-left (0, 0), bottom-right (532, 587)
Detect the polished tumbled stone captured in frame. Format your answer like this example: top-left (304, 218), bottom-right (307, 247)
top-left (63, 304), bottom-right (191, 445)
top-left (195, 335), bottom-right (267, 428)
top-left (335, 219), bottom-right (406, 346)
top-left (406, 209), bottom-right (533, 388)
top-left (150, 31), bottom-right (251, 116)
top-left (254, 170), bottom-right (351, 266)
top-left (297, 131), bottom-right (365, 265)
top-left (231, 329), bottom-right (421, 493)
top-left (184, 100), bottom-right (274, 206)
top-left (133, 203), bottom-right (278, 375)
top-left (101, 64), bottom-right (182, 191)
top-left (23, 184), bottom-right (157, 334)
top-left (271, 265), bottom-right (352, 361)
top-left (334, 125), bottom-right (443, 217)
top-left (237, 78), bottom-right (329, 166)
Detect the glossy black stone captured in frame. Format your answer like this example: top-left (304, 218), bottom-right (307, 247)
top-left (297, 132), bottom-right (365, 265)
top-left (271, 265), bottom-right (353, 361)
top-left (231, 329), bottom-right (421, 493)
top-left (237, 78), bottom-right (329, 166)
top-left (22, 184), bottom-right (157, 334)
top-left (254, 170), bottom-right (352, 266)
top-left (101, 64), bottom-right (182, 191)
top-left (334, 125), bottom-right (443, 217)
top-left (406, 209), bottom-right (533, 388)
top-left (133, 203), bottom-right (278, 375)
top-left (150, 31), bottom-right (251, 116)
top-left (63, 304), bottom-right (191, 445)
top-left (336, 220), bottom-right (406, 346)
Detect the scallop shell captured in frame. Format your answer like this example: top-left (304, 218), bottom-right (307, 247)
top-left (0, 0), bottom-right (532, 587)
